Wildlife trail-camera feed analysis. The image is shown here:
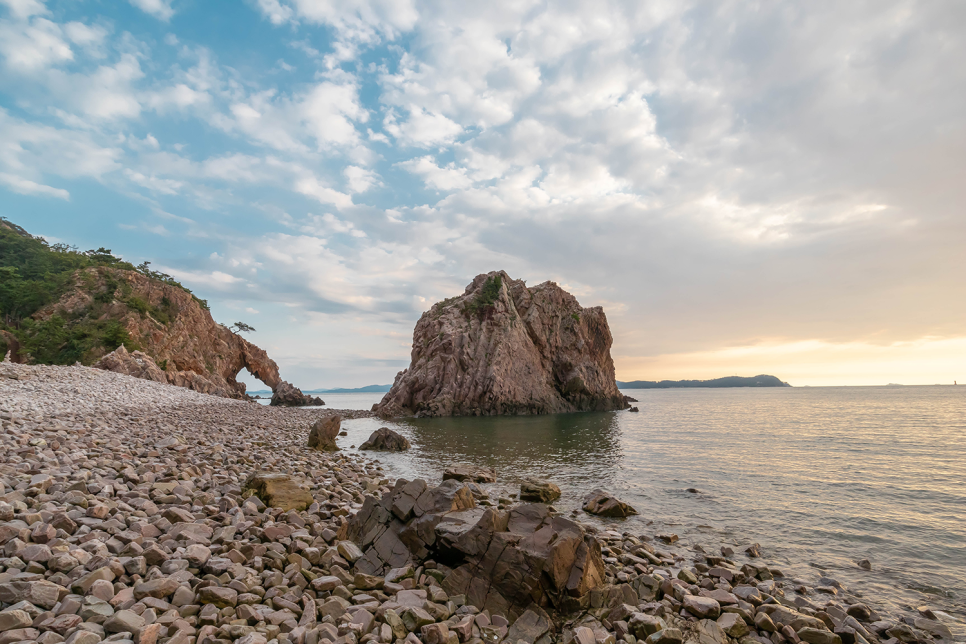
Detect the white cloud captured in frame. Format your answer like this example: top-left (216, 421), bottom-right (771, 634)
top-left (397, 156), bottom-right (470, 192)
top-left (344, 165), bottom-right (379, 193)
top-left (383, 106), bottom-right (462, 147)
top-left (295, 176), bottom-right (353, 209)
top-left (0, 0), bottom-right (47, 20)
top-left (128, 0), bottom-right (174, 21)
top-left (0, 172), bottom-right (69, 199)
top-left (0, 17), bottom-right (72, 71)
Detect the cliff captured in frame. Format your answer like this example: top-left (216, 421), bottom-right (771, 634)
top-left (0, 220), bottom-right (315, 402)
top-left (373, 271), bottom-right (627, 417)
top-left (36, 266), bottom-right (286, 399)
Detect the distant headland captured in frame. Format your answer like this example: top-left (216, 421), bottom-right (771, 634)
top-left (618, 374), bottom-right (791, 388)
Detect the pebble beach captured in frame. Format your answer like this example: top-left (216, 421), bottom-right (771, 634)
top-left (0, 363), bottom-right (960, 644)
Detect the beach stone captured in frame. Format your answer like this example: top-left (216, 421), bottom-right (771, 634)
top-left (242, 473), bottom-right (313, 511)
top-left (0, 610), bottom-right (32, 632)
top-left (684, 595), bottom-right (721, 619)
top-left (629, 613), bottom-right (666, 639)
top-left (133, 577), bottom-right (179, 600)
top-left (198, 586), bottom-right (237, 607)
top-left (359, 427), bottom-right (410, 451)
top-left (582, 489), bottom-right (638, 517)
top-left (64, 631), bottom-right (102, 644)
top-left (443, 464), bottom-right (496, 483)
top-left (798, 629), bottom-right (842, 644)
top-left (646, 629), bottom-right (684, 644)
top-left (519, 479), bottom-right (561, 503)
top-left (307, 415), bottom-right (341, 451)
top-left (505, 608), bottom-right (551, 644)
top-left (104, 609), bottom-right (145, 633)
top-left (0, 579), bottom-right (66, 609)
top-left (718, 613), bottom-right (750, 638)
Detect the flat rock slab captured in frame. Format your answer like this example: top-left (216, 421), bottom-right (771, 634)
top-left (242, 473), bottom-right (314, 511)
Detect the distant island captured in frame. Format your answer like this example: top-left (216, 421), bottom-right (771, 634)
top-left (617, 374), bottom-right (790, 389)
top-left (249, 384), bottom-right (392, 395)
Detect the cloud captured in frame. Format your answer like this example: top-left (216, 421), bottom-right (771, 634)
top-left (397, 156), bottom-right (470, 191)
top-left (0, 172), bottom-right (69, 199)
top-left (128, 0), bottom-right (174, 21)
top-left (383, 106), bottom-right (462, 147)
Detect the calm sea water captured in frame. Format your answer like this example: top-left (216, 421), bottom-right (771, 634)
top-left (328, 386), bottom-right (965, 626)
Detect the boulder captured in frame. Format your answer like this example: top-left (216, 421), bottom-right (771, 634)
top-left (373, 271), bottom-right (627, 417)
top-left (272, 380), bottom-right (324, 406)
top-left (359, 427), bottom-right (411, 451)
top-left (582, 489), bottom-right (639, 517)
top-left (242, 473), bottom-right (313, 511)
top-left (443, 463), bottom-right (496, 483)
top-left (308, 415), bottom-right (341, 451)
top-left (341, 479), bottom-right (606, 621)
top-left (94, 345), bottom-right (168, 384)
top-left (520, 479), bottom-right (562, 503)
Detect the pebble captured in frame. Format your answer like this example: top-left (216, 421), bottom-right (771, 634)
top-left (0, 362), bottom-right (956, 644)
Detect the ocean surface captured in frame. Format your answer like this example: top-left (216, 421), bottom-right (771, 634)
top-left (325, 386), bottom-right (965, 628)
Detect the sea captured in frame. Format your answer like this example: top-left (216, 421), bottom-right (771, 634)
top-left (264, 386), bottom-right (966, 627)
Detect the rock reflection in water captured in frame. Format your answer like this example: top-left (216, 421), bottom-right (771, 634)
top-left (347, 411), bottom-right (623, 493)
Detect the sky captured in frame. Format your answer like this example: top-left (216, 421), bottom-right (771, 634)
top-left (1, 0), bottom-right (964, 388)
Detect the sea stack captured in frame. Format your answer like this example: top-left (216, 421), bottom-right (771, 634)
top-left (373, 271), bottom-right (627, 417)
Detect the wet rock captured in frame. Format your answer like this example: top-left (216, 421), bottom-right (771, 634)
top-left (307, 415), bottom-right (341, 451)
top-left (443, 464), bottom-right (496, 483)
top-left (520, 479), bottom-right (562, 503)
top-left (797, 628), bottom-right (843, 644)
top-left (582, 489), bottom-right (639, 517)
top-left (359, 427), bottom-right (411, 451)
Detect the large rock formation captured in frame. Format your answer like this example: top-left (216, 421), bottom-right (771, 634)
top-left (340, 479), bottom-right (607, 621)
top-left (373, 271), bottom-right (627, 417)
top-left (38, 266), bottom-right (313, 402)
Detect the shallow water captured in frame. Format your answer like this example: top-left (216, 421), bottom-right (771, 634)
top-left (336, 386), bottom-right (966, 626)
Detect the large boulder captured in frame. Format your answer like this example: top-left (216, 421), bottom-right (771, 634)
top-left (94, 345), bottom-right (167, 384)
top-left (242, 473), bottom-right (313, 511)
top-left (272, 380), bottom-right (324, 406)
top-left (308, 415), bottom-right (341, 451)
top-left (582, 489), bottom-right (639, 517)
top-left (373, 271), bottom-right (628, 417)
top-left (341, 479), bottom-right (606, 621)
top-left (359, 427), bottom-right (411, 451)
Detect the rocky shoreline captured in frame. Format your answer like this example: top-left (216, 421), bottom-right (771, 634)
top-left (0, 363), bottom-right (960, 644)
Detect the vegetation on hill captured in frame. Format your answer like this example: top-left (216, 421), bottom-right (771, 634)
top-left (617, 375), bottom-right (791, 388)
top-left (0, 219), bottom-right (207, 365)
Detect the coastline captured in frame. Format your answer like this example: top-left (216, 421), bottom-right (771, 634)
top-left (0, 364), bottom-right (960, 644)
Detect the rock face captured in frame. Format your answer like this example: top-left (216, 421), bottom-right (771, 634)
top-left (373, 271), bottom-right (627, 417)
top-left (341, 479), bottom-right (606, 620)
top-left (359, 427), bottom-right (411, 451)
top-left (307, 415), bottom-right (341, 451)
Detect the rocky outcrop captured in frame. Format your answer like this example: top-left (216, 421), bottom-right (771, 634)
top-left (270, 380), bottom-right (323, 407)
top-left (373, 271), bottom-right (627, 417)
top-left (340, 479), bottom-right (607, 621)
top-left (37, 266), bottom-right (316, 401)
top-left (308, 415), bottom-right (341, 451)
top-left (359, 427), bottom-right (411, 451)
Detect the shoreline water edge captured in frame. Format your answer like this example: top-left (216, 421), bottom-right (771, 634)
top-left (0, 363), bottom-right (961, 644)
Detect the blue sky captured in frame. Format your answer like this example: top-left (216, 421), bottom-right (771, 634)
top-left (2, 0), bottom-right (965, 387)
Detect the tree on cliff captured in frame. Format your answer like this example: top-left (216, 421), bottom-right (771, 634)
top-left (229, 322), bottom-right (256, 334)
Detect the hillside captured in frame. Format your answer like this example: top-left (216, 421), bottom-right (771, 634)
top-left (0, 219), bottom-right (312, 402)
top-left (618, 374), bottom-right (791, 388)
